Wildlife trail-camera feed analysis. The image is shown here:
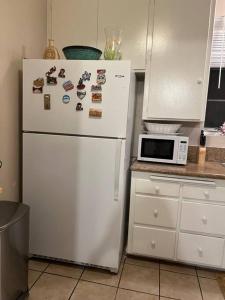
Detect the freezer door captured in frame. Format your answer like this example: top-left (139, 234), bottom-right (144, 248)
top-left (23, 133), bottom-right (126, 270)
top-left (23, 59), bottom-right (131, 138)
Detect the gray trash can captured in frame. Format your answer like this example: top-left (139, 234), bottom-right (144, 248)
top-left (0, 201), bottom-right (29, 300)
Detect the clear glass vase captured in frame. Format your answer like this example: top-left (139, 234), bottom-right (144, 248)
top-left (104, 27), bottom-right (122, 60)
top-left (43, 39), bottom-right (60, 59)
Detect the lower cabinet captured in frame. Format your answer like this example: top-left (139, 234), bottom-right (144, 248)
top-left (132, 226), bottom-right (176, 259)
top-left (127, 171), bottom-right (225, 269)
top-left (177, 233), bottom-right (224, 267)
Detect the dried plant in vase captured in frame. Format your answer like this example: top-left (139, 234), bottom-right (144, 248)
top-left (43, 39), bottom-right (60, 59)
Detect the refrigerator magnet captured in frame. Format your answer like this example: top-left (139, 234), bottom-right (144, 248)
top-left (46, 66), bottom-right (56, 77)
top-left (77, 78), bottom-right (85, 90)
top-left (92, 93), bottom-right (102, 102)
top-left (62, 95), bottom-right (70, 104)
top-left (97, 70), bottom-right (106, 85)
top-left (77, 91), bottom-right (86, 100)
top-left (76, 102), bottom-right (83, 111)
top-left (47, 76), bottom-right (57, 85)
top-left (33, 78), bottom-right (44, 88)
top-left (82, 71), bottom-right (91, 81)
top-left (91, 85), bottom-right (102, 92)
top-left (44, 94), bottom-right (51, 110)
top-left (33, 86), bottom-right (43, 94)
top-left (63, 80), bottom-right (74, 91)
top-left (58, 68), bottom-right (66, 78)
top-left (89, 108), bottom-right (102, 118)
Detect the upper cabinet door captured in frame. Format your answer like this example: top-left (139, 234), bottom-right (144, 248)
top-left (143, 0), bottom-right (215, 121)
top-left (48, 0), bottom-right (98, 58)
top-left (97, 0), bottom-right (150, 70)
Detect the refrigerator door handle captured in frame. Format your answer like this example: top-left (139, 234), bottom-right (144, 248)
top-left (114, 139), bottom-right (122, 201)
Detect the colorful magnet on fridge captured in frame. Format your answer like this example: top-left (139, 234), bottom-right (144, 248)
top-left (77, 91), bottom-right (86, 100)
top-left (44, 94), bottom-right (51, 110)
top-left (33, 86), bottom-right (43, 94)
top-left (76, 102), bottom-right (83, 111)
top-left (58, 68), bottom-right (66, 78)
top-left (46, 66), bottom-right (56, 77)
top-left (89, 108), bottom-right (102, 118)
top-left (33, 78), bottom-right (44, 88)
top-left (63, 80), bottom-right (74, 91)
top-left (62, 95), bottom-right (70, 104)
top-left (91, 85), bottom-right (102, 92)
top-left (92, 93), bottom-right (102, 102)
top-left (82, 71), bottom-right (91, 81)
top-left (97, 69), bottom-right (106, 85)
top-left (77, 78), bottom-right (85, 90)
top-left (47, 76), bottom-right (57, 85)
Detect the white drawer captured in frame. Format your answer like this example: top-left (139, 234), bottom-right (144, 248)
top-left (183, 184), bottom-right (225, 203)
top-left (132, 226), bottom-right (176, 259)
top-left (177, 233), bottom-right (224, 267)
top-left (135, 178), bottom-right (180, 197)
top-left (134, 195), bottom-right (179, 229)
top-left (180, 202), bottom-right (225, 236)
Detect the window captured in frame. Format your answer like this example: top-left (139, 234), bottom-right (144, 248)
top-left (205, 16), bottom-right (225, 129)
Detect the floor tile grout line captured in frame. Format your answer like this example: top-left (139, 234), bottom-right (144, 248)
top-left (116, 287), bottom-right (160, 298)
top-left (196, 266), bottom-right (204, 300)
top-left (68, 278), bottom-right (80, 300)
top-left (114, 258), bottom-right (126, 300)
top-left (28, 271), bottom-right (43, 291)
top-left (159, 262), bottom-right (161, 298)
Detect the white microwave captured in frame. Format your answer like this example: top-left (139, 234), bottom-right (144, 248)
top-left (138, 134), bottom-right (189, 165)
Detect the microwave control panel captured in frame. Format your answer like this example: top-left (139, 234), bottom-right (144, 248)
top-left (177, 139), bottom-right (188, 164)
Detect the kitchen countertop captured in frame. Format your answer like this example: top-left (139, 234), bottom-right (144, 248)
top-left (131, 160), bottom-right (225, 180)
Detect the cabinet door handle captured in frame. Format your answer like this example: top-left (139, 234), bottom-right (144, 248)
top-left (197, 247), bottom-right (203, 257)
top-left (197, 79), bottom-right (203, 84)
top-left (151, 241), bottom-right (156, 248)
top-left (153, 209), bottom-right (159, 217)
top-left (202, 216), bottom-right (207, 224)
top-left (204, 191), bottom-right (209, 198)
top-left (155, 186), bottom-right (160, 193)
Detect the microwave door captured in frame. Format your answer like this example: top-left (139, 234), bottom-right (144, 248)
top-left (138, 137), bottom-right (178, 164)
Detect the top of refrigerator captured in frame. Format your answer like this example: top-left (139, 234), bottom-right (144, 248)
top-left (23, 59), bottom-right (132, 138)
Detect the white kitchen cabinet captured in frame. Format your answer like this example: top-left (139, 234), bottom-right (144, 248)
top-left (127, 171), bottom-right (225, 269)
top-left (143, 0), bottom-right (216, 121)
top-left (47, 0), bottom-right (98, 58)
top-left (97, 0), bottom-right (150, 70)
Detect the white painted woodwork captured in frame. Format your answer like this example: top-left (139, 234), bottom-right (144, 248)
top-left (127, 171), bottom-right (225, 269)
top-left (177, 233), bottom-right (224, 267)
top-left (48, 0), bottom-right (98, 58)
top-left (134, 195), bottom-right (178, 228)
top-left (132, 226), bottom-right (176, 259)
top-left (135, 178), bottom-right (180, 197)
top-left (183, 184), bottom-right (225, 203)
top-left (180, 202), bottom-right (225, 236)
top-left (97, 0), bottom-right (150, 70)
top-left (143, 0), bottom-right (215, 121)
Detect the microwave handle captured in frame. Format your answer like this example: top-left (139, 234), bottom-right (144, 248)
top-left (149, 175), bottom-right (216, 186)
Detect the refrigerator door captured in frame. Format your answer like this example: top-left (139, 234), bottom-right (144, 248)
top-left (23, 59), bottom-right (131, 138)
top-left (23, 133), bottom-right (126, 270)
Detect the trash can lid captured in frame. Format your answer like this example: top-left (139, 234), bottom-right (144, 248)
top-left (0, 201), bottom-right (29, 231)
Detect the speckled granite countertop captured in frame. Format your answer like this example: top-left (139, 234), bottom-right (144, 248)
top-left (131, 160), bottom-right (225, 180)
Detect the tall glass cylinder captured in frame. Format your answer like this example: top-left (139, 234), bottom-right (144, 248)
top-left (104, 27), bottom-right (122, 60)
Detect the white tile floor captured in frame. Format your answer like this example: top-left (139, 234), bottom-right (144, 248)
top-left (27, 255), bottom-right (225, 300)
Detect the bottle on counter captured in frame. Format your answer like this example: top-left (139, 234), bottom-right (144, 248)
top-left (198, 130), bottom-right (206, 166)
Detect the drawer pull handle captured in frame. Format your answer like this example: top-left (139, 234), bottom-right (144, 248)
top-left (153, 209), bottom-right (159, 217)
top-left (197, 247), bottom-right (203, 257)
top-left (204, 191), bottom-right (209, 198)
top-left (155, 186), bottom-right (160, 193)
top-left (151, 241), bottom-right (156, 248)
top-left (202, 216), bottom-right (207, 224)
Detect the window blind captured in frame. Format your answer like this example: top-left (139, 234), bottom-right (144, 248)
top-left (210, 16), bottom-right (225, 68)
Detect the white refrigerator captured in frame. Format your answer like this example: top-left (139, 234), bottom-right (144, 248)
top-left (22, 59), bottom-right (135, 272)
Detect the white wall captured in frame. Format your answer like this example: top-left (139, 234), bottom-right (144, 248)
top-left (0, 0), bottom-right (47, 202)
